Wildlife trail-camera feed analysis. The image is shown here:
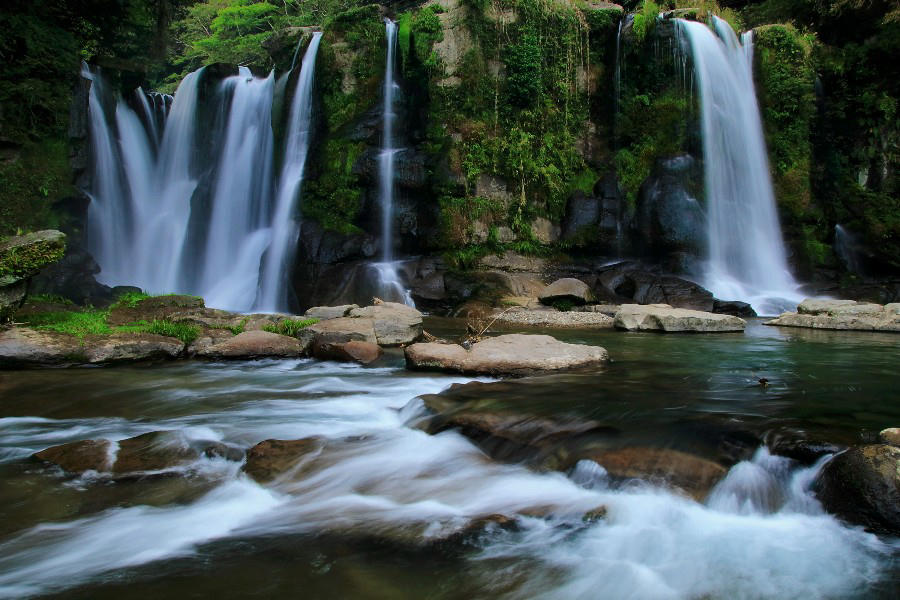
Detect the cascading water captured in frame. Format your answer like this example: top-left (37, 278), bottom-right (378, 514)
top-left (371, 19), bottom-right (414, 306)
top-left (677, 17), bottom-right (804, 315)
top-left (83, 35), bottom-right (324, 312)
top-left (256, 32), bottom-right (323, 312)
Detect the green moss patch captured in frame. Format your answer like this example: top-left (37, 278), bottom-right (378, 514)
top-left (263, 318), bottom-right (319, 337)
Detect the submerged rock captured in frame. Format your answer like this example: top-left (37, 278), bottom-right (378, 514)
top-left (815, 444), bottom-right (900, 534)
top-left (405, 334), bottom-right (608, 376)
top-left (242, 438), bottom-right (323, 484)
top-left (766, 299), bottom-right (900, 332)
top-left (614, 304), bottom-right (746, 332)
top-left (348, 302), bottom-right (423, 346)
top-left (196, 330), bottom-right (304, 360)
top-left (538, 278), bottom-right (596, 306)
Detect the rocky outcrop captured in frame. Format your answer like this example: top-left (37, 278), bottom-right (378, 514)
top-left (28, 243), bottom-right (114, 307)
top-left (305, 304), bottom-right (358, 320)
top-left (492, 307), bottom-right (614, 328)
top-left (538, 278), bottom-right (596, 305)
top-left (765, 299), bottom-right (900, 332)
top-left (196, 330), bottom-right (305, 360)
top-left (81, 333), bottom-right (185, 363)
top-left (614, 304), bottom-right (746, 332)
top-left (595, 262), bottom-right (715, 311)
top-left (0, 327), bottom-right (184, 367)
top-left (348, 302), bottom-right (423, 345)
top-left (0, 230), bottom-right (66, 321)
top-left (405, 334), bottom-right (609, 376)
top-left (815, 444), bottom-right (900, 534)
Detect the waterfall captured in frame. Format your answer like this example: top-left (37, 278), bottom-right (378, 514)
top-left (677, 17), bottom-right (803, 315)
top-left (372, 19), bottom-right (414, 306)
top-left (256, 32), bottom-right (323, 312)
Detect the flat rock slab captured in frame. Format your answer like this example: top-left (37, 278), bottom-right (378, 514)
top-left (766, 299), bottom-right (900, 332)
top-left (614, 304), bottom-right (745, 332)
top-left (0, 327), bottom-right (184, 367)
top-left (196, 330), bottom-right (303, 359)
top-left (304, 304), bottom-right (358, 320)
top-left (348, 302), bottom-right (423, 346)
top-left (307, 317), bottom-right (377, 345)
top-left (82, 333), bottom-right (185, 363)
top-left (494, 309), bottom-right (614, 329)
top-left (405, 334), bottom-right (609, 377)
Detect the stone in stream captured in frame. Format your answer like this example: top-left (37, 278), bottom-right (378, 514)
top-left (196, 330), bottom-right (304, 359)
top-left (815, 444), bottom-right (900, 534)
top-left (405, 334), bottom-right (609, 377)
top-left (348, 302), bottom-right (423, 346)
top-left (242, 438), bottom-right (324, 483)
top-left (614, 304), bottom-right (746, 332)
top-left (492, 308), bottom-right (615, 329)
top-left (538, 278), bottom-right (596, 306)
top-left (765, 299), bottom-right (900, 332)
top-left (313, 340), bottom-right (383, 365)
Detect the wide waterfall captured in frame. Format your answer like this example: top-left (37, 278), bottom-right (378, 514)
top-left (677, 17), bottom-right (804, 315)
top-left (370, 19), bottom-right (414, 306)
top-left (82, 35), bottom-right (323, 312)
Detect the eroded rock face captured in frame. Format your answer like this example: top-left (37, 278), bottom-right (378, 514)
top-left (242, 438), bottom-right (323, 483)
top-left (196, 330), bottom-right (304, 360)
top-left (539, 278), bottom-right (596, 306)
top-left (815, 444), bottom-right (900, 534)
top-left (766, 299), bottom-right (900, 332)
top-left (0, 327), bottom-right (86, 367)
top-left (348, 302), bottom-right (423, 346)
top-left (405, 334), bottom-right (609, 376)
top-left (614, 304), bottom-right (746, 332)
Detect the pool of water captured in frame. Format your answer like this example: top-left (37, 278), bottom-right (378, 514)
top-left (0, 320), bottom-right (897, 598)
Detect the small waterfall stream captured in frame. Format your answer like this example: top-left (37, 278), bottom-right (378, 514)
top-left (677, 17), bottom-right (804, 315)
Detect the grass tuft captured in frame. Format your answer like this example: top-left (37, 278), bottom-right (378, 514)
top-left (262, 318), bottom-right (319, 337)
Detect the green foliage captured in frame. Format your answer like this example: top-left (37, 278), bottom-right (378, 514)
top-left (632, 0), bottom-right (659, 44)
top-left (0, 233), bottom-right (66, 280)
top-left (304, 140), bottom-right (365, 233)
top-left (111, 291), bottom-right (151, 308)
top-left (25, 294), bottom-right (74, 306)
top-left (263, 318), bottom-right (319, 336)
top-left (552, 299), bottom-right (574, 312)
top-left (504, 32), bottom-right (542, 107)
top-left (0, 140), bottom-right (73, 236)
top-left (24, 310), bottom-right (111, 338)
top-left (142, 319), bottom-right (199, 344)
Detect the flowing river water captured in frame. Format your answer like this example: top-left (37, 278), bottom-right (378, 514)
top-left (0, 320), bottom-right (898, 598)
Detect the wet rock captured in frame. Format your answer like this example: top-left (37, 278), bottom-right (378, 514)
top-left (538, 278), bottom-right (595, 306)
top-left (405, 334), bottom-right (609, 377)
top-left (582, 505), bottom-right (608, 523)
top-left (713, 299), bottom-right (757, 318)
top-left (196, 330), bottom-right (303, 359)
top-left (348, 302), bottom-right (423, 346)
top-left (766, 299), bottom-right (900, 332)
top-left (82, 333), bottom-right (184, 363)
top-left (1, 230), bottom-right (67, 321)
top-left (586, 446), bottom-right (728, 500)
top-left (29, 244), bottom-right (114, 307)
top-left (243, 438), bottom-right (323, 484)
top-left (33, 439), bottom-right (113, 473)
top-left (305, 304), bottom-right (359, 320)
top-left (492, 308), bottom-right (614, 329)
top-left (879, 428), bottom-right (900, 447)
top-left (815, 444), bottom-right (900, 534)
top-left (614, 304), bottom-right (746, 332)
top-left (562, 191), bottom-right (601, 241)
top-left (0, 327), bottom-right (85, 367)
top-left (430, 514), bottom-right (519, 549)
top-left (308, 316), bottom-right (377, 345)
top-left (596, 262), bottom-right (714, 311)
top-left (770, 438), bottom-right (843, 465)
top-left (187, 329), bottom-right (236, 356)
top-left (313, 340), bottom-right (383, 364)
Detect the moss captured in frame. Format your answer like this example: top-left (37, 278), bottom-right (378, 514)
top-left (0, 138), bottom-right (72, 237)
top-left (141, 320), bottom-right (199, 345)
top-left (263, 318), bottom-right (319, 337)
top-left (110, 291), bottom-right (151, 308)
top-left (24, 310), bottom-right (111, 337)
top-left (25, 293), bottom-right (73, 306)
top-left (304, 139), bottom-right (366, 234)
top-left (0, 231), bottom-right (66, 281)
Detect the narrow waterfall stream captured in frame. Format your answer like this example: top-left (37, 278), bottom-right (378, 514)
top-left (677, 18), bottom-right (804, 316)
top-left (82, 35), bottom-right (323, 313)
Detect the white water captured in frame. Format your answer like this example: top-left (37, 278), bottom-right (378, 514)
top-left (257, 32), bottom-right (323, 312)
top-left (0, 362), bottom-right (893, 598)
top-left (373, 20), bottom-right (414, 306)
top-left (677, 18), bottom-right (804, 315)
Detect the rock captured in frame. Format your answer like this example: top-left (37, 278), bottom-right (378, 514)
top-left (538, 278), bottom-right (596, 306)
top-left (0, 327), bottom-right (87, 367)
top-left (770, 438), bottom-right (843, 465)
top-left (110, 431), bottom-right (199, 474)
top-left (305, 304), bottom-right (358, 320)
top-left (492, 308), bottom-right (615, 328)
top-left (107, 294), bottom-right (204, 326)
top-left (196, 330), bottom-right (303, 359)
top-left (561, 191), bottom-right (601, 241)
top-left (614, 304), bottom-right (746, 332)
top-left (815, 444), bottom-right (900, 534)
top-left (313, 340), bottom-right (383, 364)
top-left (879, 428), bottom-right (900, 447)
top-left (28, 244), bottom-right (113, 307)
top-left (405, 334), bottom-right (609, 376)
top-left (586, 447), bottom-right (728, 500)
top-left (478, 252), bottom-right (548, 273)
top-left (713, 299), bottom-right (757, 318)
top-left (82, 333), bottom-right (184, 364)
top-left (574, 304), bottom-right (620, 316)
top-left (596, 262), bottom-right (715, 311)
top-left (33, 439), bottom-right (113, 473)
top-left (766, 299), bottom-right (900, 332)
top-left (307, 316), bottom-right (377, 346)
top-left (0, 230), bottom-right (67, 321)
top-left (348, 302), bottom-right (423, 346)
top-left (531, 217), bottom-right (561, 244)
top-left (242, 438), bottom-right (323, 484)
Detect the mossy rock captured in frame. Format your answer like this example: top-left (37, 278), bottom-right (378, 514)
top-left (0, 230), bottom-right (66, 322)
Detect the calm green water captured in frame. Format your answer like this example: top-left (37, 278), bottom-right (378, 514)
top-left (0, 320), bottom-right (897, 599)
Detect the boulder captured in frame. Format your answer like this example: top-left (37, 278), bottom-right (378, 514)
top-left (307, 316), bottom-right (377, 345)
top-left (82, 333), bottom-right (184, 363)
top-left (492, 308), bottom-right (615, 329)
top-left (766, 299), bottom-right (900, 332)
top-left (32, 439), bottom-right (112, 473)
top-left (196, 330), bottom-right (303, 359)
top-left (242, 438), bottom-right (323, 483)
top-left (596, 262), bottom-right (714, 311)
top-left (879, 428), bottom-right (900, 447)
top-left (538, 278), bottom-right (596, 306)
top-left (713, 299), bottom-right (757, 318)
top-left (0, 230), bottom-right (67, 321)
top-left (614, 304), bottom-right (746, 332)
top-left (815, 444), bottom-right (900, 534)
top-left (561, 191), bottom-right (601, 241)
top-left (0, 327), bottom-right (87, 367)
top-left (405, 334), bottom-right (609, 376)
top-left (313, 340), bottom-right (383, 364)
top-left (305, 304), bottom-right (358, 320)
top-left (28, 244), bottom-right (113, 307)
top-left (584, 447), bottom-right (728, 501)
top-left (107, 294), bottom-right (204, 326)
top-left (348, 302), bottom-right (423, 346)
